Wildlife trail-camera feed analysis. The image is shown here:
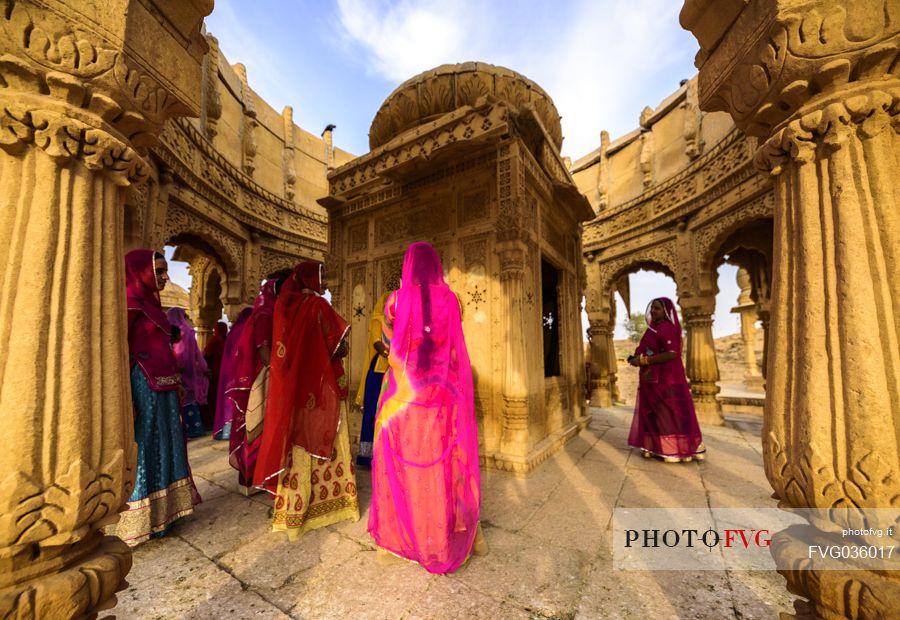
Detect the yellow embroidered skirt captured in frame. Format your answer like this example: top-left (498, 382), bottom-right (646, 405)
top-left (272, 405), bottom-right (360, 540)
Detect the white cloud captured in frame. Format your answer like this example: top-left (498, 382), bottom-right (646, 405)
top-left (335, 0), bottom-right (475, 82)
top-left (334, 0), bottom-right (697, 157)
top-left (541, 0), bottom-right (697, 156)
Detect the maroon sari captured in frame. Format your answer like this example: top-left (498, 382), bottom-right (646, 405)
top-left (228, 281), bottom-right (277, 486)
top-left (253, 262), bottom-right (350, 492)
top-left (201, 322), bottom-right (228, 428)
top-left (627, 298), bottom-right (704, 458)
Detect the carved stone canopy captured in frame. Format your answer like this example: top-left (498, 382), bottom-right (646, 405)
top-left (368, 62), bottom-right (564, 152)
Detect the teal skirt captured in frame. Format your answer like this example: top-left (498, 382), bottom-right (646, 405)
top-left (111, 366), bottom-right (197, 546)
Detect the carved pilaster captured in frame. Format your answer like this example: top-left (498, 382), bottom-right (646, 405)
top-left (639, 131), bottom-right (654, 188)
top-left (683, 78), bottom-right (703, 159)
top-left (283, 106), bottom-right (297, 201)
top-left (682, 1), bottom-right (900, 615)
top-left (234, 63), bottom-right (258, 177)
top-left (497, 240), bottom-right (530, 456)
top-left (0, 1), bottom-right (211, 617)
top-left (681, 298), bottom-right (724, 426)
top-left (595, 131), bottom-right (610, 211)
top-left (202, 34), bottom-right (222, 141)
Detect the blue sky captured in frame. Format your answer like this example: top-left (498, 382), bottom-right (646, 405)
top-left (167, 1), bottom-right (744, 337)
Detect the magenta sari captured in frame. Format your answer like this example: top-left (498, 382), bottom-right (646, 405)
top-left (368, 242), bottom-right (480, 574)
top-left (212, 307), bottom-right (252, 439)
top-left (627, 298), bottom-right (704, 458)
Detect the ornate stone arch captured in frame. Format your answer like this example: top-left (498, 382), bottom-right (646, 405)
top-left (597, 239), bottom-right (682, 302)
top-left (162, 202), bottom-right (243, 279)
top-left (692, 191), bottom-right (774, 290)
top-left (259, 248), bottom-right (299, 280)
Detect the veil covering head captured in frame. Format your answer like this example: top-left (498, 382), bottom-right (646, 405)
top-left (293, 261), bottom-right (324, 294)
top-left (391, 242), bottom-right (451, 376)
top-left (125, 249), bottom-right (180, 390)
top-left (125, 249), bottom-right (168, 333)
top-left (645, 297), bottom-right (680, 333)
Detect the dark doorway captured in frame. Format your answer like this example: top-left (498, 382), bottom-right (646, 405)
top-left (542, 257), bottom-right (561, 377)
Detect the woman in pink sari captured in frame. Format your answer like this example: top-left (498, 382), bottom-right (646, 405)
top-left (368, 242), bottom-right (482, 574)
top-left (627, 297), bottom-right (705, 463)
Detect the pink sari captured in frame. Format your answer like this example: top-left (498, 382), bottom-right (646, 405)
top-left (627, 297), bottom-right (704, 458)
top-left (213, 307), bottom-right (252, 437)
top-left (368, 242), bottom-right (480, 574)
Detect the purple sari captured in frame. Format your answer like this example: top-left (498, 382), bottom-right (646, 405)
top-left (166, 308), bottom-right (209, 406)
top-left (627, 298), bottom-right (704, 458)
top-left (212, 307), bottom-right (252, 439)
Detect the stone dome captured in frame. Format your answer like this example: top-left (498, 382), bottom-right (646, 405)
top-left (368, 62), bottom-right (563, 152)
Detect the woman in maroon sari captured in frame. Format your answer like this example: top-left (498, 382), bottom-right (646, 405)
top-left (254, 262), bottom-right (359, 539)
top-left (213, 307), bottom-right (253, 440)
top-left (201, 321), bottom-right (228, 430)
top-left (627, 297), bottom-right (705, 463)
top-left (228, 280), bottom-right (278, 491)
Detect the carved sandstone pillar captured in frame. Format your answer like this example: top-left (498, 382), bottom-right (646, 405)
top-left (682, 1), bottom-right (900, 616)
top-left (681, 297), bottom-right (724, 425)
top-left (606, 299), bottom-right (620, 403)
top-left (731, 266), bottom-right (764, 390)
top-left (0, 1), bottom-right (210, 617)
top-left (583, 256), bottom-right (616, 407)
top-left (587, 318), bottom-right (613, 407)
top-left (497, 240), bottom-right (531, 457)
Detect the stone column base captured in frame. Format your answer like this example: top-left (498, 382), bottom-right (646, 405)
top-left (589, 379), bottom-right (612, 407)
top-left (743, 374), bottom-right (766, 392)
top-left (772, 525), bottom-right (900, 620)
top-left (0, 536), bottom-right (131, 619)
top-left (692, 382), bottom-right (724, 425)
top-left (481, 414), bottom-right (591, 477)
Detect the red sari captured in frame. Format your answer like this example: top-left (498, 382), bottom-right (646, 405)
top-left (627, 298), bottom-right (704, 459)
top-left (254, 262), bottom-right (351, 489)
top-left (254, 262), bottom-right (359, 539)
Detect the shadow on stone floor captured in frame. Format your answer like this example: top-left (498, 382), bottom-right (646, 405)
top-left (115, 407), bottom-right (793, 619)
